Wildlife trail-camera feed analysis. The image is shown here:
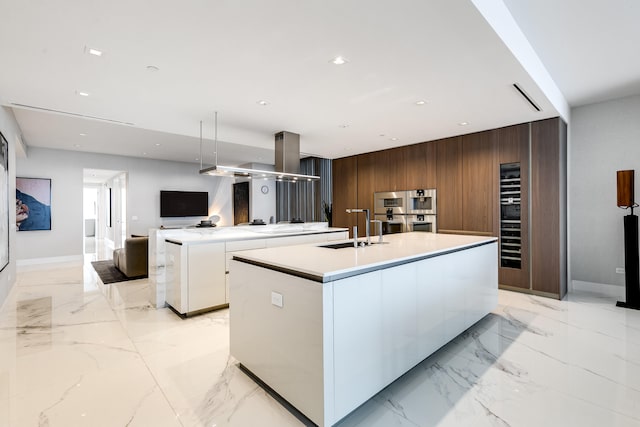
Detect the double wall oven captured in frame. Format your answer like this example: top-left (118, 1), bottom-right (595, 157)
top-left (374, 191), bottom-right (407, 234)
top-left (374, 189), bottom-right (437, 234)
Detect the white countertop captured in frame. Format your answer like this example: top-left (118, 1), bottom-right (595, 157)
top-left (160, 222), bottom-right (348, 245)
top-left (231, 232), bottom-right (497, 282)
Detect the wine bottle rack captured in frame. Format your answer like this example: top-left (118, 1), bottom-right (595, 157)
top-left (500, 163), bottom-right (521, 269)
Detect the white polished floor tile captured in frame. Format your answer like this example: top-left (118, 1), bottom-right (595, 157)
top-left (2, 261), bottom-right (640, 427)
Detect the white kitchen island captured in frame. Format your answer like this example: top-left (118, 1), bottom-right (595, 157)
top-left (152, 223), bottom-right (348, 316)
top-left (229, 232), bottom-right (498, 427)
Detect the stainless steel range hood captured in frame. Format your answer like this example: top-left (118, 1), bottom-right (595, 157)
top-left (199, 126), bottom-right (320, 181)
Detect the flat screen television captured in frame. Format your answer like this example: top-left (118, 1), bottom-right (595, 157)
top-left (160, 190), bottom-right (208, 217)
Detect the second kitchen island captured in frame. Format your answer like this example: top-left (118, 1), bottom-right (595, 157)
top-left (229, 232), bottom-right (498, 427)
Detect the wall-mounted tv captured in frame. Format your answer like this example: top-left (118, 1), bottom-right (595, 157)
top-left (160, 190), bottom-right (208, 217)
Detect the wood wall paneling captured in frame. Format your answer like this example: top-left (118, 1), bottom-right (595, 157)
top-left (461, 131), bottom-right (496, 234)
top-left (530, 118), bottom-right (562, 297)
top-left (405, 142), bottom-right (437, 190)
top-left (371, 147), bottom-right (406, 193)
top-left (357, 153), bottom-right (376, 237)
top-left (436, 137), bottom-right (463, 232)
top-left (332, 156), bottom-right (358, 236)
top-left (497, 123), bottom-right (530, 290)
top-left (330, 118), bottom-right (567, 300)
top-left (388, 147), bottom-right (406, 192)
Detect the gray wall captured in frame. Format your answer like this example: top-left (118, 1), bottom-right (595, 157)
top-left (570, 94), bottom-right (640, 287)
top-left (16, 147), bottom-right (233, 261)
top-left (0, 107), bottom-right (20, 307)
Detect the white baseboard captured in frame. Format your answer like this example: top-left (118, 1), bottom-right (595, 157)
top-left (571, 280), bottom-right (625, 299)
top-left (17, 255), bottom-right (84, 271)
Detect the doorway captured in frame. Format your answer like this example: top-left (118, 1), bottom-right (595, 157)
top-left (83, 169), bottom-right (127, 261)
top-left (233, 181), bottom-right (249, 225)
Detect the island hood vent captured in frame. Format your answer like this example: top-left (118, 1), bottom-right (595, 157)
top-left (199, 114), bottom-right (319, 182)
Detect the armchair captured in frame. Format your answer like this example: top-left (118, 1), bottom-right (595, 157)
top-left (113, 236), bottom-right (149, 278)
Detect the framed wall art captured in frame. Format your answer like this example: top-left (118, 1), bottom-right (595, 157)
top-left (16, 177), bottom-right (51, 231)
top-left (0, 131), bottom-right (8, 272)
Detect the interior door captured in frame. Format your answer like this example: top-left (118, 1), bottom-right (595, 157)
top-left (233, 181), bottom-right (249, 225)
top-left (112, 172), bottom-right (128, 247)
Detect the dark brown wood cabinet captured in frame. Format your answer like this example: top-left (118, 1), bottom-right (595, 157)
top-left (405, 142), bottom-right (437, 190)
top-left (436, 137), bottom-right (463, 232)
top-left (332, 156), bottom-right (358, 235)
top-left (357, 153), bottom-right (376, 236)
top-left (372, 147), bottom-right (406, 192)
top-left (530, 117), bottom-right (567, 298)
top-left (461, 131), bottom-right (496, 235)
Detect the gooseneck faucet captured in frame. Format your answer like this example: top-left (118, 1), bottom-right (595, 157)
top-left (346, 208), bottom-right (370, 246)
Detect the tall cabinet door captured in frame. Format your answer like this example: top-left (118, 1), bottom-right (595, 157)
top-left (405, 142), bottom-right (437, 190)
top-left (497, 124), bottom-right (530, 290)
top-left (333, 156), bottom-right (358, 236)
top-left (357, 153), bottom-right (376, 237)
top-left (436, 137), bottom-right (463, 232)
top-left (530, 117), bottom-right (567, 298)
top-left (462, 131), bottom-right (496, 235)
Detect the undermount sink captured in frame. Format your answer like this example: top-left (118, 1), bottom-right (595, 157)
top-left (319, 241), bottom-right (387, 249)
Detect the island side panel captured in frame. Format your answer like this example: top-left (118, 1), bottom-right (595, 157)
top-left (229, 260), bottom-right (330, 426)
top-left (332, 242), bottom-right (498, 423)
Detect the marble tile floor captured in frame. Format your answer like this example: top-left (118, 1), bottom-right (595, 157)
top-left (1, 261), bottom-right (639, 427)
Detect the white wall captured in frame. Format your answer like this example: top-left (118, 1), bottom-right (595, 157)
top-left (0, 107), bottom-right (21, 307)
top-left (16, 147), bottom-right (233, 261)
top-left (570, 95), bottom-right (640, 287)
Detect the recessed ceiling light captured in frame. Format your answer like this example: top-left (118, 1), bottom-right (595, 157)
top-left (146, 65), bottom-right (160, 72)
top-left (79, 133), bottom-right (86, 136)
top-left (331, 56), bottom-right (348, 65)
top-left (88, 48), bottom-right (102, 57)
top-left (142, 152), bottom-right (147, 155)
top-left (459, 121), bottom-right (469, 126)
top-left (415, 100), bottom-right (427, 105)
top-left (155, 143), bottom-right (161, 146)
top-left (257, 100), bottom-right (269, 106)
top-left (77, 91), bottom-right (90, 97)
top-left (74, 144), bottom-right (81, 148)
top-left (390, 137), bottom-right (398, 141)
top-left (195, 158), bottom-right (199, 161)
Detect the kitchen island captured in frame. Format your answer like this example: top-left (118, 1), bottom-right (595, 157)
top-left (229, 232), bottom-right (498, 427)
top-left (148, 223), bottom-right (347, 314)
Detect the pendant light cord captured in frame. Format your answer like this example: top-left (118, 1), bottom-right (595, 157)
top-left (199, 120), bottom-right (203, 170)
top-left (214, 111), bottom-right (218, 167)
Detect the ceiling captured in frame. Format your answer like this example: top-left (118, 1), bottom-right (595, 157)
top-left (1, 1), bottom-right (638, 166)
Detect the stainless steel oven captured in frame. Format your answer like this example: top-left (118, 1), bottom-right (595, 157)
top-left (374, 213), bottom-right (406, 234)
top-left (374, 191), bottom-right (407, 215)
top-left (407, 189), bottom-right (436, 215)
top-left (407, 214), bottom-right (437, 233)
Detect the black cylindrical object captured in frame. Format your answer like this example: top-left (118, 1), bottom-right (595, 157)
top-left (618, 214), bottom-right (640, 309)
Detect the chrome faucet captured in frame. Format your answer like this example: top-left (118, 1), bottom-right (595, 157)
top-left (346, 208), bottom-right (370, 246)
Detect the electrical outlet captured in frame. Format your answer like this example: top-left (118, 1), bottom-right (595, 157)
top-left (271, 291), bottom-right (283, 308)
top-left (616, 267), bottom-right (625, 274)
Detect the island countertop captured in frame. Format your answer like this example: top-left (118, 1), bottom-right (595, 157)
top-left (232, 232), bottom-right (497, 283)
top-left (161, 222), bottom-right (348, 245)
